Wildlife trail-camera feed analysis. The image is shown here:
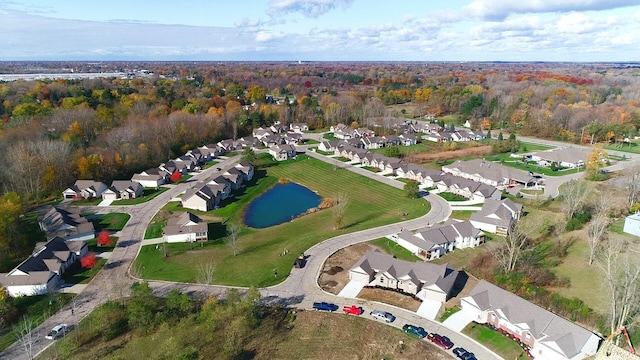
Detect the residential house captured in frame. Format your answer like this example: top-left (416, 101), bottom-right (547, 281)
top-left (38, 205), bottom-right (95, 241)
top-left (181, 183), bottom-right (219, 212)
top-left (289, 122), bottom-right (308, 133)
top-left (398, 132), bottom-right (418, 146)
top-left (185, 148), bottom-right (209, 165)
top-left (360, 152), bottom-right (384, 168)
top-left (160, 160), bottom-right (189, 177)
top-left (131, 167), bottom-right (170, 188)
top-left (252, 127), bottom-right (273, 140)
top-left (222, 168), bottom-right (244, 190)
top-left (102, 180), bottom-right (144, 201)
top-left (269, 144), bottom-right (296, 161)
top-left (470, 198), bottom-right (523, 235)
top-left (318, 140), bottom-right (339, 152)
top-left (330, 123), bottom-right (349, 133)
top-left (353, 127), bottom-right (375, 138)
top-left (446, 177), bottom-right (501, 202)
top-left (461, 280), bottom-right (600, 360)
top-left (62, 180), bottom-right (108, 200)
top-left (0, 237), bottom-right (87, 297)
top-left (217, 139), bottom-right (237, 153)
top-left (207, 176), bottom-right (232, 200)
top-left (442, 159), bottom-right (536, 188)
top-left (349, 251), bottom-right (464, 303)
top-left (173, 155), bottom-right (196, 172)
top-left (260, 134), bottom-right (284, 147)
top-left (234, 161), bottom-right (255, 182)
top-left (333, 126), bottom-right (353, 139)
top-left (283, 132), bottom-right (303, 144)
top-left (164, 212), bottom-right (208, 243)
top-left (361, 136), bottom-right (386, 149)
top-left (270, 122), bottom-right (287, 134)
top-left (395, 221), bottom-right (484, 260)
top-left (234, 136), bottom-right (262, 149)
top-left (529, 146), bottom-right (592, 169)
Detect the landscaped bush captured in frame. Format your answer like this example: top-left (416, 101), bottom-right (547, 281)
top-left (565, 211), bottom-right (591, 231)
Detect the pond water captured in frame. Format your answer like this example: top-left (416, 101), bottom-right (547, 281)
top-left (244, 182), bottom-right (322, 228)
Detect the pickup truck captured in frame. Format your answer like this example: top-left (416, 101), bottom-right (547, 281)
top-left (313, 302), bottom-right (339, 312)
top-left (343, 305), bottom-right (364, 315)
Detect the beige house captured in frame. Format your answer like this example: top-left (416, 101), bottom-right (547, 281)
top-left (164, 212), bottom-right (208, 243)
top-left (269, 144), bottom-right (296, 161)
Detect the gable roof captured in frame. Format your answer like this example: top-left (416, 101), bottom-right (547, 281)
top-left (164, 212), bottom-right (208, 236)
top-left (465, 280), bottom-right (598, 358)
top-left (38, 205), bottom-right (95, 240)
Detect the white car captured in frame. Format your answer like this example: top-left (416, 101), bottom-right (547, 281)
top-left (45, 324), bottom-right (69, 340)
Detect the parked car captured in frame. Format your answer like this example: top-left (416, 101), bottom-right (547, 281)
top-left (343, 305), bottom-right (364, 315)
top-left (312, 301), bottom-right (339, 312)
top-left (427, 333), bottom-right (454, 349)
top-left (45, 324), bottom-right (70, 340)
top-left (453, 347), bottom-right (477, 359)
top-left (370, 310), bottom-right (396, 323)
top-left (402, 324), bottom-right (428, 338)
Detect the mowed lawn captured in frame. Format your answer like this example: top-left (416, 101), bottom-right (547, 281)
top-left (135, 155), bottom-right (431, 287)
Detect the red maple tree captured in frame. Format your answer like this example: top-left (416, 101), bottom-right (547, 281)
top-left (80, 252), bottom-right (98, 269)
top-left (97, 230), bottom-right (114, 247)
top-left (170, 171), bottom-right (183, 182)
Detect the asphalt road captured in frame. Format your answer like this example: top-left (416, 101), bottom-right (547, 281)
top-left (5, 135), bottom-right (636, 360)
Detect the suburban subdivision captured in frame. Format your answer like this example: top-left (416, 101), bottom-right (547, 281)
top-left (0, 61), bottom-right (639, 360)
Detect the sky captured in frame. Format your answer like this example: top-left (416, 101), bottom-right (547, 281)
top-left (1, 0), bottom-right (640, 62)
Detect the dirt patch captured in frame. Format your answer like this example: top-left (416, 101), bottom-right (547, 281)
top-left (358, 287), bottom-right (422, 312)
top-left (318, 242), bottom-right (379, 294)
top-left (413, 145), bottom-right (493, 163)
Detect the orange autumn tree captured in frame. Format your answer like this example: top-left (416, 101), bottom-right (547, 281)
top-left (80, 252), bottom-right (98, 269)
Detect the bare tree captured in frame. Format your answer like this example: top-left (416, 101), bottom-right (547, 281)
top-left (226, 223), bottom-right (242, 256)
top-left (333, 192), bottom-right (348, 230)
top-left (625, 163), bottom-right (640, 208)
top-left (15, 316), bottom-right (37, 360)
top-left (197, 261), bottom-right (216, 285)
top-left (560, 179), bottom-right (591, 219)
top-left (586, 194), bottom-right (612, 265)
top-left (598, 236), bottom-right (640, 335)
top-left (494, 220), bottom-right (533, 273)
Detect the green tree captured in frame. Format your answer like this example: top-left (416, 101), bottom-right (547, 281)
top-left (404, 181), bottom-right (420, 199)
top-left (241, 147), bottom-right (256, 163)
top-left (384, 146), bottom-right (401, 158)
top-left (0, 287), bottom-right (18, 326)
top-left (165, 289), bottom-right (195, 320)
top-left (127, 282), bottom-right (158, 330)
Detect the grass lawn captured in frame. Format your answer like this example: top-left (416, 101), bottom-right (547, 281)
top-left (361, 166), bottom-right (381, 172)
top-left (439, 306), bottom-right (461, 322)
top-left (304, 139), bottom-right (320, 144)
top-left (335, 156), bottom-right (350, 162)
top-left (438, 192), bottom-right (469, 202)
top-left (315, 149), bottom-right (334, 155)
top-left (110, 187), bottom-right (169, 205)
top-left (489, 159), bottom-right (584, 177)
top-left (369, 238), bottom-right (422, 262)
top-left (144, 216), bottom-right (167, 239)
top-left (604, 141), bottom-right (640, 154)
top-left (70, 198), bottom-right (102, 206)
top-left (323, 133), bottom-right (340, 140)
top-left (135, 154), bottom-right (431, 287)
top-left (62, 258), bottom-right (108, 285)
top-left (90, 213), bottom-right (131, 232)
top-left (449, 209), bottom-right (478, 220)
top-left (0, 293), bottom-right (74, 352)
top-left (520, 189), bottom-right (544, 195)
top-left (85, 237), bottom-right (117, 252)
top-left (462, 323), bottom-right (530, 360)
top-left (369, 143), bottom-right (434, 157)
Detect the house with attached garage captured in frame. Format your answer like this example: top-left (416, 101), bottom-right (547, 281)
top-left (131, 167), bottom-right (170, 188)
top-left (269, 144), bottom-right (296, 161)
top-left (222, 168), bottom-right (244, 190)
top-left (233, 161), bottom-right (254, 182)
top-left (181, 183), bottom-right (220, 212)
top-left (441, 158), bottom-right (537, 188)
top-left (349, 250), bottom-right (464, 303)
top-left (394, 220), bottom-right (485, 260)
top-left (470, 198), bottom-right (523, 235)
top-left (38, 205), bottom-right (95, 241)
top-left (102, 180), bottom-right (144, 201)
top-left (529, 146), bottom-right (591, 169)
top-left (460, 280), bottom-right (600, 360)
top-left (164, 212), bottom-right (208, 243)
top-left (0, 236), bottom-right (87, 297)
top-left (289, 122), bottom-right (309, 133)
top-left (318, 140), bottom-right (339, 152)
top-left (62, 180), bottom-right (108, 200)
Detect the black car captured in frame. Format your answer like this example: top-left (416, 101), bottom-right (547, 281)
top-left (453, 347), bottom-right (477, 360)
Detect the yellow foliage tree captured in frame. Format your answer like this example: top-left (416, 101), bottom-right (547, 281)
top-left (585, 146), bottom-right (608, 178)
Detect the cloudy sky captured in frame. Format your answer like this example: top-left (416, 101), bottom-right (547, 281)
top-left (1, 0), bottom-right (640, 61)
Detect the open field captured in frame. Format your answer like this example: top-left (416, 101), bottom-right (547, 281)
top-left (135, 155), bottom-right (430, 287)
top-left (89, 213), bottom-right (130, 232)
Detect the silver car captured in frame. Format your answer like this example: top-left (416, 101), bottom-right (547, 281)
top-left (45, 324), bottom-right (69, 340)
top-left (370, 310), bottom-right (395, 323)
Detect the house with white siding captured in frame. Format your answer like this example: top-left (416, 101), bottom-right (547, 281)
top-left (164, 212), bottom-right (208, 243)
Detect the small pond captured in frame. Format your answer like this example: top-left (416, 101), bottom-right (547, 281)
top-left (244, 182), bottom-right (322, 228)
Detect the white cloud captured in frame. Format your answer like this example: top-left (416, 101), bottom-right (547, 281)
top-left (464, 0), bottom-right (640, 20)
top-left (255, 31), bottom-right (286, 42)
top-left (268, 0), bottom-right (353, 18)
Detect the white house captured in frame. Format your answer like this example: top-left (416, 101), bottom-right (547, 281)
top-left (131, 167), bottom-right (169, 188)
top-left (102, 180), bottom-right (144, 201)
top-left (164, 212), bottom-right (208, 243)
top-left (349, 250), bottom-right (463, 303)
top-left (470, 198), bottom-right (523, 235)
top-left (62, 180), bottom-right (108, 200)
top-left (461, 280), bottom-right (600, 360)
top-left (394, 221), bottom-right (485, 260)
top-left (269, 144), bottom-right (296, 161)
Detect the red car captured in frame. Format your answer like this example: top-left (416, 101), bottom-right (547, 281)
top-left (343, 305), bottom-right (364, 315)
top-left (427, 333), bottom-right (454, 349)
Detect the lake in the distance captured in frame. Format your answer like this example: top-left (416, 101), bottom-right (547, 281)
top-left (244, 182), bottom-right (322, 228)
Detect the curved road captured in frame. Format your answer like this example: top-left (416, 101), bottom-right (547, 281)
top-left (6, 135), bottom-right (635, 360)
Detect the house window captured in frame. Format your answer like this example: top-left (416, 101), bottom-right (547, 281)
top-left (380, 277), bottom-right (384, 283)
top-left (524, 333), bottom-right (531, 342)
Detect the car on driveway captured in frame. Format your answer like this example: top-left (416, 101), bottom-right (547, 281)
top-left (343, 305), bottom-right (364, 315)
top-left (427, 333), bottom-right (454, 349)
top-left (45, 324), bottom-right (70, 340)
top-left (312, 301), bottom-right (339, 312)
top-left (453, 347), bottom-right (477, 359)
top-left (402, 324), bottom-right (428, 338)
top-left (370, 310), bottom-right (396, 323)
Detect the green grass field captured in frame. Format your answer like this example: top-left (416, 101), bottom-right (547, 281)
top-left (90, 213), bottom-right (131, 232)
top-left (604, 141), bottom-right (640, 154)
top-left (449, 209), bottom-right (478, 220)
top-left (369, 238), bottom-right (422, 261)
top-left (135, 155), bottom-right (431, 287)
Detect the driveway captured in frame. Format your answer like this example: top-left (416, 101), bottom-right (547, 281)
top-left (442, 309), bottom-right (476, 332)
top-left (337, 280), bottom-right (367, 298)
